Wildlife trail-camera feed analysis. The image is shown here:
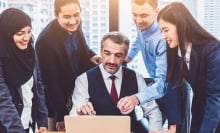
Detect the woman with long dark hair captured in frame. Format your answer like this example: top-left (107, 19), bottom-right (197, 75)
top-left (157, 2), bottom-right (220, 133)
top-left (0, 8), bottom-right (47, 133)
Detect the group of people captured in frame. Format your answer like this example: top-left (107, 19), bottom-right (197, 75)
top-left (0, 0), bottom-right (219, 133)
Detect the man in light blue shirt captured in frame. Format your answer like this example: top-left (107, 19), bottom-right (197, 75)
top-left (118, 0), bottom-right (166, 115)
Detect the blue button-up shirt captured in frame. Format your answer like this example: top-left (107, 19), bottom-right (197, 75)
top-left (128, 20), bottom-right (167, 104)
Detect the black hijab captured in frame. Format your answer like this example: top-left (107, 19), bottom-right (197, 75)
top-left (0, 8), bottom-right (35, 87)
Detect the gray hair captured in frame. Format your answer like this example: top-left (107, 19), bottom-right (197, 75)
top-left (101, 31), bottom-right (130, 52)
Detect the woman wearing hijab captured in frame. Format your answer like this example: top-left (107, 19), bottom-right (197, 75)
top-left (155, 2), bottom-right (220, 133)
top-left (0, 8), bottom-right (47, 133)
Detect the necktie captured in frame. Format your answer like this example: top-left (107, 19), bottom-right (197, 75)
top-left (109, 75), bottom-right (118, 103)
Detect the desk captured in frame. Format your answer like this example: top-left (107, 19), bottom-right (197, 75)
top-left (41, 131), bottom-right (133, 133)
top-left (36, 131), bottom-right (65, 133)
top-left (46, 130), bottom-right (134, 133)
top-left (47, 132), bottom-right (65, 133)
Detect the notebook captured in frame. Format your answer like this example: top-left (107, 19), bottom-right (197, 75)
top-left (64, 115), bottom-right (130, 133)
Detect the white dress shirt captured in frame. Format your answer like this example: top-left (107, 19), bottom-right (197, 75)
top-left (69, 64), bottom-right (162, 130)
top-left (69, 65), bottom-right (146, 115)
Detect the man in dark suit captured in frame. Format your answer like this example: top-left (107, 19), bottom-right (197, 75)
top-left (69, 32), bottom-right (162, 133)
top-left (35, 0), bottom-right (101, 131)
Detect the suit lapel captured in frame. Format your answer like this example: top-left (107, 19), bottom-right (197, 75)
top-left (188, 45), bottom-right (199, 87)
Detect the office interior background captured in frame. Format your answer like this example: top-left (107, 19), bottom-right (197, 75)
top-left (1, 0), bottom-right (220, 77)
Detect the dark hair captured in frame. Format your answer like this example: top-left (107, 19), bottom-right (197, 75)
top-left (132, 0), bottom-right (158, 9)
top-left (54, 0), bottom-right (81, 16)
top-left (101, 31), bottom-right (130, 53)
top-left (0, 8), bottom-right (33, 44)
top-left (157, 2), bottom-right (219, 87)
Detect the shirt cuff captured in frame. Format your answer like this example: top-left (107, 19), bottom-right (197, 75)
top-left (135, 87), bottom-right (160, 104)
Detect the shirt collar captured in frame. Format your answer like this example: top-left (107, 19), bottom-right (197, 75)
top-left (178, 42), bottom-right (192, 57)
top-left (140, 20), bottom-right (159, 38)
top-left (178, 42), bottom-right (192, 69)
top-left (99, 64), bottom-right (122, 80)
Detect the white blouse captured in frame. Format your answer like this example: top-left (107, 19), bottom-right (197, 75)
top-left (21, 76), bottom-right (34, 129)
top-left (178, 42), bottom-right (192, 70)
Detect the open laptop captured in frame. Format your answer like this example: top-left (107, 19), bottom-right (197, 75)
top-left (64, 115), bottom-right (130, 133)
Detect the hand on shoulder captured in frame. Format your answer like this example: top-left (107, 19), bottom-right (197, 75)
top-left (90, 55), bottom-right (102, 65)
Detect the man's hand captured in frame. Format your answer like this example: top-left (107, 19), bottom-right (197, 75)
top-left (35, 127), bottom-right (47, 133)
top-left (149, 130), bottom-right (174, 133)
top-left (56, 121), bottom-right (65, 131)
top-left (149, 131), bottom-right (168, 133)
top-left (76, 102), bottom-right (96, 115)
top-left (117, 95), bottom-right (139, 114)
top-left (90, 55), bottom-right (102, 65)
top-left (124, 56), bottom-right (131, 63)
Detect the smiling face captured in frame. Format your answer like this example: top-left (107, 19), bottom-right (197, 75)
top-left (56, 2), bottom-right (81, 32)
top-left (13, 26), bottom-right (32, 50)
top-left (159, 19), bottom-right (179, 48)
top-left (131, 2), bottom-right (158, 31)
top-left (101, 38), bottom-right (127, 74)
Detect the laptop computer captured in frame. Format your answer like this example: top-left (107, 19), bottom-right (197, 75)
top-left (64, 115), bottom-right (130, 133)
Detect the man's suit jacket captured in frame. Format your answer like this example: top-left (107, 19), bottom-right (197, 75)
top-left (35, 19), bottom-right (96, 121)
